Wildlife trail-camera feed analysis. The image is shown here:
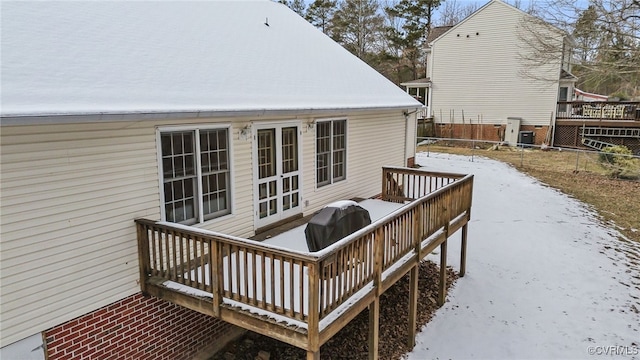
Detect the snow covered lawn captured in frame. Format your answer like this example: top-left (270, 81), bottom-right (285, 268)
top-left (408, 152), bottom-right (640, 360)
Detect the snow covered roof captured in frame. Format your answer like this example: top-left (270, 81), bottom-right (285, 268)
top-left (1, 1), bottom-right (420, 120)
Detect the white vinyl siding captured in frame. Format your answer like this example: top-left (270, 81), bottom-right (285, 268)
top-left (429, 1), bottom-right (562, 127)
top-left (302, 110), bottom-right (406, 215)
top-left (0, 109), bottom-right (409, 347)
top-left (0, 118), bottom-right (252, 347)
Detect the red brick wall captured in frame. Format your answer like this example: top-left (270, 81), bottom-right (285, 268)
top-left (44, 293), bottom-right (236, 360)
top-left (406, 156), bottom-right (415, 167)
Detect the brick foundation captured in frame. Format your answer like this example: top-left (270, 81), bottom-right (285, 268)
top-left (44, 293), bottom-right (240, 360)
top-left (434, 124), bottom-right (550, 145)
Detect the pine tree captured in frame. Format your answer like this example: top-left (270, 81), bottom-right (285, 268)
top-left (278, 0), bottom-right (306, 16)
top-left (386, 0), bottom-right (442, 79)
top-left (290, 0), bottom-right (306, 16)
top-left (305, 0), bottom-right (338, 34)
top-left (573, 5), bottom-right (599, 63)
top-left (331, 0), bottom-right (384, 60)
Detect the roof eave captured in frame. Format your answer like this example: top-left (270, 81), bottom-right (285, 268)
top-left (0, 105), bottom-right (422, 126)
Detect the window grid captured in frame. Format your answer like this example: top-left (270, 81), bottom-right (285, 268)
top-left (160, 128), bottom-right (230, 224)
top-left (281, 127), bottom-right (298, 174)
top-left (200, 129), bottom-right (230, 220)
top-left (257, 129), bottom-right (275, 179)
top-left (316, 119), bottom-right (346, 187)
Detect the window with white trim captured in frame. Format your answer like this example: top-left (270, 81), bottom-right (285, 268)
top-left (316, 119), bottom-right (346, 187)
top-left (160, 127), bottom-right (230, 224)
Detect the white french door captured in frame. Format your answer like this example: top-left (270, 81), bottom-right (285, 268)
top-left (253, 122), bottom-right (302, 229)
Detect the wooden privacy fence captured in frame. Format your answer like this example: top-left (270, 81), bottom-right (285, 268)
top-left (136, 166), bottom-right (473, 360)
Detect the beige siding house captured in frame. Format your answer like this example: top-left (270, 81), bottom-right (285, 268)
top-left (0, 2), bottom-right (420, 358)
top-left (426, 0), bottom-right (575, 144)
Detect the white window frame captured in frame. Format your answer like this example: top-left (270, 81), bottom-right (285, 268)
top-left (156, 124), bottom-right (233, 224)
top-left (315, 118), bottom-right (347, 188)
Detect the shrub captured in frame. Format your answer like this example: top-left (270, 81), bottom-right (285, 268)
top-left (599, 145), bottom-right (640, 180)
top-left (599, 145), bottom-right (631, 164)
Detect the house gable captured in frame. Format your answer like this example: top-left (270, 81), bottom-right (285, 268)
top-left (429, 0), bottom-right (567, 128)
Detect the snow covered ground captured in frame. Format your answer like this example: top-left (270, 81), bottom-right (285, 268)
top-left (408, 152), bottom-right (640, 360)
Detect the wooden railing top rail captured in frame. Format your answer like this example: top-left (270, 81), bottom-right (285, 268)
top-left (382, 166), bottom-right (467, 179)
top-left (312, 173), bottom-right (473, 262)
top-left (136, 171), bottom-right (472, 263)
top-left (135, 218), bottom-right (318, 262)
top-left (557, 101), bottom-right (639, 105)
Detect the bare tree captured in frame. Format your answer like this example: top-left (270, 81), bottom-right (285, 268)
top-left (435, 0), bottom-right (478, 27)
top-left (517, 0), bottom-right (640, 97)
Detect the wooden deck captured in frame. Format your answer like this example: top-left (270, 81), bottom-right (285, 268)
top-left (557, 101), bottom-right (640, 121)
top-left (135, 167), bottom-right (474, 359)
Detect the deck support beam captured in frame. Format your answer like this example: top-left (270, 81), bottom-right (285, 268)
top-left (407, 265), bottom-right (419, 349)
top-left (307, 351), bottom-right (320, 360)
top-left (368, 298), bottom-right (380, 360)
top-left (438, 240), bottom-right (448, 306)
top-left (460, 223), bottom-right (468, 277)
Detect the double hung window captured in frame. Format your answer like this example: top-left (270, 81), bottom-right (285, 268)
top-left (160, 127), bottom-right (230, 224)
top-left (316, 119), bottom-right (346, 187)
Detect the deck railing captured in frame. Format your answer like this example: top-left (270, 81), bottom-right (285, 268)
top-left (557, 101), bottom-right (640, 121)
top-left (136, 166), bottom-right (473, 355)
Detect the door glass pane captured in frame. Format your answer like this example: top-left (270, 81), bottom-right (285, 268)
top-left (259, 202), bottom-right (268, 219)
top-left (258, 129), bottom-right (276, 179)
top-left (269, 180), bottom-right (276, 197)
top-left (283, 195), bottom-right (290, 211)
top-left (283, 177), bottom-right (290, 193)
top-left (259, 183), bottom-right (267, 200)
top-left (281, 127), bottom-right (298, 173)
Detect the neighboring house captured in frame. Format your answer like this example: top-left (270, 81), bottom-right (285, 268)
top-left (0, 2), bottom-right (420, 359)
top-left (425, 0), bottom-right (575, 145)
top-left (402, 26), bottom-right (452, 118)
top-left (574, 88), bottom-right (608, 102)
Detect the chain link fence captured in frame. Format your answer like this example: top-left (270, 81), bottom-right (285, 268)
top-left (417, 137), bottom-right (640, 181)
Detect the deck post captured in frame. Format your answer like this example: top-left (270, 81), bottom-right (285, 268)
top-left (407, 265), bottom-right (419, 349)
top-left (136, 222), bottom-right (150, 294)
top-left (368, 227), bottom-right (384, 360)
top-left (460, 223), bottom-right (468, 277)
top-left (438, 239), bottom-right (448, 306)
top-left (368, 298), bottom-right (380, 360)
top-left (307, 262), bottom-right (320, 356)
top-left (381, 167), bottom-right (389, 201)
top-left (211, 241), bottom-right (221, 317)
top-left (408, 204), bottom-right (422, 348)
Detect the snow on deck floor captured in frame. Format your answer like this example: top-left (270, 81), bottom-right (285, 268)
top-left (408, 152), bottom-right (640, 360)
top-left (262, 199), bottom-right (405, 252)
top-left (163, 199), bottom-right (406, 329)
